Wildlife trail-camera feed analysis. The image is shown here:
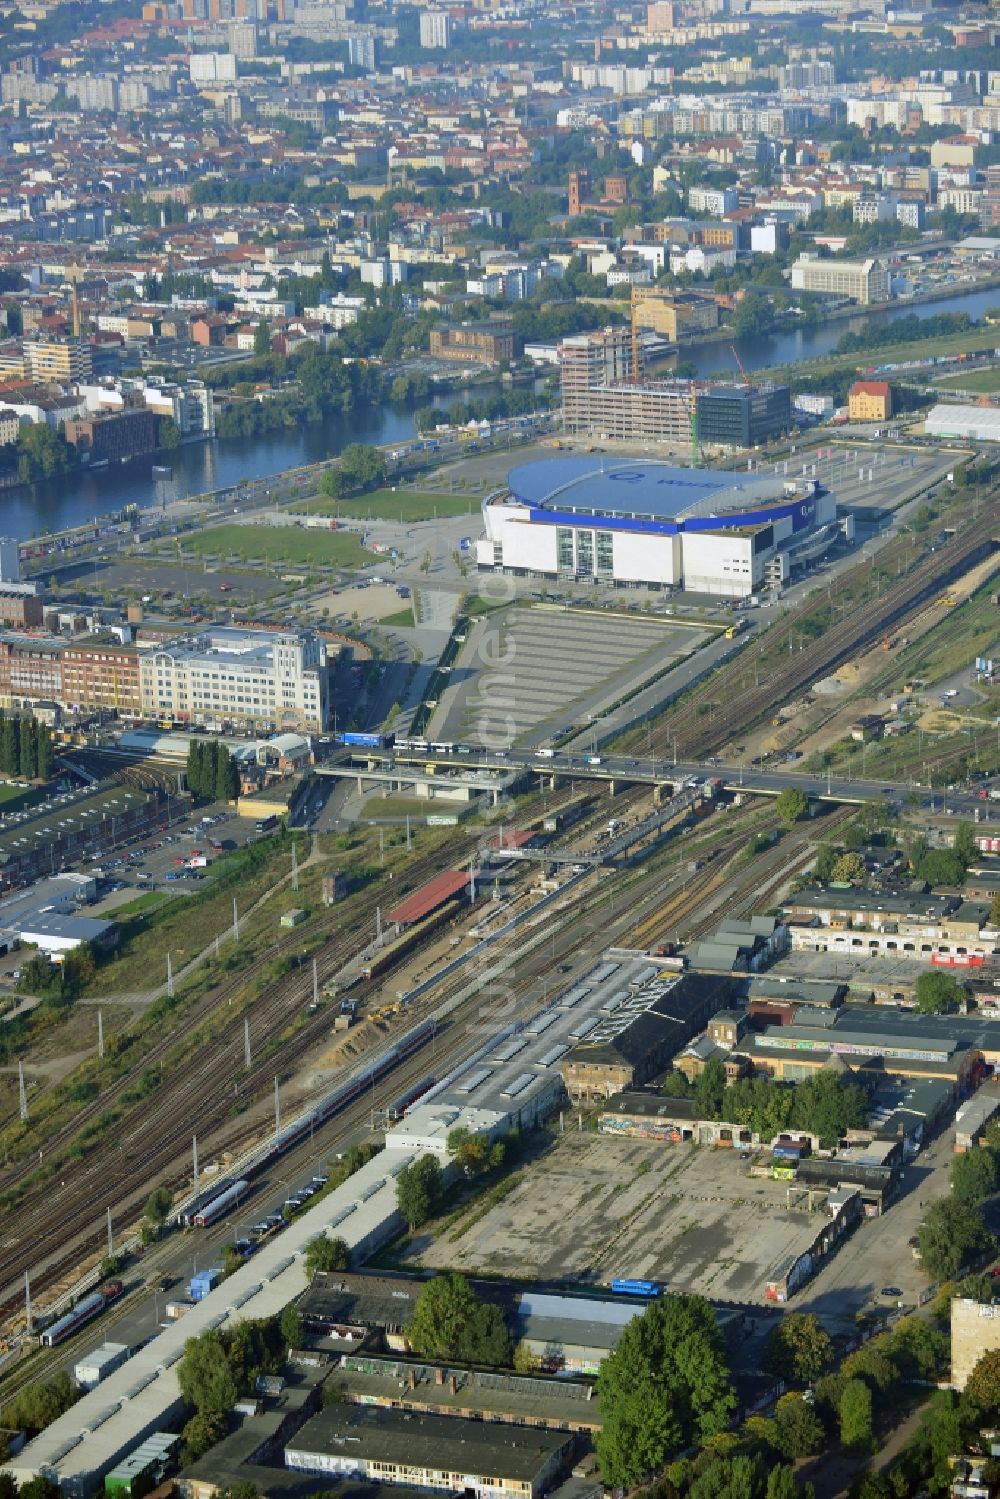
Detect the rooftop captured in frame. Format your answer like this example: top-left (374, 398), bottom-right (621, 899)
top-left (286, 1404), bottom-right (571, 1481)
top-left (504, 458), bottom-right (808, 523)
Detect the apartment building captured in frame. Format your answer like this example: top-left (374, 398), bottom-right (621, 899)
top-left (138, 626), bottom-right (330, 733)
top-left (418, 9), bottom-right (451, 46)
top-left (790, 254), bottom-right (891, 304)
top-left (140, 381), bottom-right (215, 438)
top-left (64, 408), bottom-right (158, 464)
top-left (23, 338), bottom-right (93, 384)
top-left (848, 380), bottom-right (893, 422)
top-left (61, 643), bottom-right (142, 716)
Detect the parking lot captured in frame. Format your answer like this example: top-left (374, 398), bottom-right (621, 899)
top-left (412, 1131), bottom-right (825, 1304)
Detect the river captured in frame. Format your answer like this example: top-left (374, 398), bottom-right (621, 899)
top-left (7, 282), bottom-right (1000, 540)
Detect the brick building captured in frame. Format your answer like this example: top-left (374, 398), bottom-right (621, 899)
top-left (428, 322), bottom-right (517, 366)
top-left (0, 636), bottom-right (63, 709)
top-left (64, 408), bottom-right (158, 464)
top-left (952, 1297), bottom-right (1000, 1390)
top-left (61, 642), bottom-right (141, 715)
top-left (0, 593), bottom-right (43, 628)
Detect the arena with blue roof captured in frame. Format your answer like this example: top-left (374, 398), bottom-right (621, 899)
top-left (477, 457), bottom-right (836, 598)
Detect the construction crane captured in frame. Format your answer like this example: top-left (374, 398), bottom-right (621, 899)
top-left (730, 344), bottom-right (754, 390)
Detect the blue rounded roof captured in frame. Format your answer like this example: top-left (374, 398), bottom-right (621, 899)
top-left (506, 458), bottom-right (773, 521)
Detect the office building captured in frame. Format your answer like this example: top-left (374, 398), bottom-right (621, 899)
top-left (790, 254), bottom-right (890, 304)
top-left (64, 409), bottom-right (158, 465)
top-left (138, 626), bottom-right (330, 733)
top-left (61, 644), bottom-right (142, 716)
top-left (631, 287), bottom-right (719, 342)
top-left (848, 380), bottom-right (893, 422)
top-left (428, 322), bottom-right (516, 366)
top-left (695, 382), bottom-right (792, 448)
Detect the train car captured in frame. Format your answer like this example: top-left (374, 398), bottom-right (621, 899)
top-left (610, 1278), bottom-right (661, 1298)
top-left (39, 1281), bottom-right (124, 1347)
top-left (395, 738), bottom-right (429, 754)
top-left (192, 1178), bottom-right (250, 1227)
top-left (338, 732), bottom-right (395, 751)
top-left (385, 1073), bottom-right (437, 1122)
top-left (429, 741), bottom-right (455, 755)
top-left (177, 1176), bottom-right (242, 1228)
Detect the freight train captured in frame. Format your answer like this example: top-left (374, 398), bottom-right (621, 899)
top-left (178, 1019), bottom-right (435, 1227)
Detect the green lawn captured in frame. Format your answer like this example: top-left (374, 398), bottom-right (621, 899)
top-left (173, 524), bottom-right (368, 569)
top-left (381, 606), bottom-right (415, 628)
top-left (0, 782), bottom-right (44, 814)
top-left (934, 367), bottom-right (1000, 393)
top-left (111, 891), bottom-right (170, 918)
top-left (308, 490), bottom-right (479, 522)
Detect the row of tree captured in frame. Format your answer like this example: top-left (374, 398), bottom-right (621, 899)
top-left (0, 711), bottom-right (53, 781)
top-left (665, 1061), bottom-right (869, 1148)
top-left (186, 740), bottom-right (239, 802)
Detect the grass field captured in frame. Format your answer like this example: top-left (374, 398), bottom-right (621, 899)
top-left (308, 490), bottom-right (479, 522)
top-left (381, 606), bottom-right (415, 629)
top-left (112, 891), bottom-right (171, 918)
top-left (764, 324), bottom-right (1000, 380)
top-left (0, 783), bottom-right (44, 814)
top-left (174, 524), bottom-right (368, 569)
top-left (934, 367), bottom-right (1000, 393)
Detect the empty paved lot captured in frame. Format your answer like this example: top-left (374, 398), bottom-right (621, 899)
top-left (452, 608), bottom-right (707, 747)
top-left (414, 1131), bottom-right (823, 1304)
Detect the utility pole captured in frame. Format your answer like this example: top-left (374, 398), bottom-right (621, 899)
top-left (106, 1206), bottom-right (113, 1259)
top-left (97, 1009), bottom-right (104, 1060)
top-left (166, 952), bottom-right (174, 1000)
top-left (233, 897), bottom-right (239, 941)
top-left (379, 828), bottom-right (384, 868)
top-left (24, 1272), bottom-right (31, 1337)
top-left (313, 957), bottom-right (319, 1007)
top-left (291, 841), bottom-right (299, 891)
top-left (376, 906), bottom-right (383, 946)
top-left (192, 1134), bottom-right (199, 1184)
top-left (274, 1076), bottom-right (281, 1134)
top-left (18, 1060), bottom-right (27, 1123)
top-left (244, 1016), bottom-right (251, 1070)
top-left (470, 859), bottom-right (476, 905)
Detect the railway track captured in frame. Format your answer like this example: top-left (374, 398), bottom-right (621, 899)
top-left (648, 500), bottom-right (1000, 760)
top-left (0, 781), bottom-right (656, 1314)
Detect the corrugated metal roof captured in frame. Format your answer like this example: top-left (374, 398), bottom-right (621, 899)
top-left (386, 869), bottom-right (469, 925)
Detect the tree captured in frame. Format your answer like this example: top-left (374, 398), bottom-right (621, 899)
top-left (813, 844), bottom-right (837, 883)
top-left (918, 1197), bottom-right (996, 1280)
top-left (954, 821), bottom-right (977, 867)
top-left (694, 1057), bottom-right (727, 1119)
top-left (765, 1313), bottom-right (834, 1384)
top-left (178, 1329), bottom-right (238, 1416)
top-left (775, 787), bottom-right (808, 825)
top-left (303, 1235), bottom-right (350, 1276)
top-left (215, 744), bottom-right (239, 802)
top-left (595, 1294), bottom-right (735, 1488)
top-left (967, 1349), bottom-right (1000, 1419)
top-left (916, 969), bottom-right (966, 1015)
top-left (831, 852), bottom-right (866, 884)
top-left (773, 1393), bottom-right (824, 1458)
top-left (280, 1304), bottom-right (305, 1349)
top-left (180, 1409), bottom-right (227, 1464)
top-left (448, 1126), bottom-right (504, 1176)
top-left (840, 1346), bottom-right (896, 1396)
top-left (839, 1379), bottom-right (873, 1452)
top-left (917, 849), bottom-right (965, 886)
top-left (396, 1153), bottom-right (443, 1229)
top-left (766, 1468), bottom-right (798, 1499)
top-left (254, 319), bottom-right (271, 356)
top-left (36, 725), bottom-right (52, 781)
top-left (144, 1186), bottom-right (173, 1224)
top-left (157, 416), bottom-right (182, 450)
top-left (338, 443), bottom-right (386, 492)
top-left (3, 1372), bottom-right (77, 1435)
top-left (19, 716), bottom-right (36, 779)
top-left (951, 1147), bottom-right (1000, 1205)
top-left (407, 1273), bottom-right (511, 1365)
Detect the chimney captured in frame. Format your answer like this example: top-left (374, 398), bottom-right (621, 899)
top-left (435, 1366), bottom-right (445, 1386)
top-left (449, 1376), bottom-right (458, 1395)
top-left (408, 1368), bottom-right (417, 1389)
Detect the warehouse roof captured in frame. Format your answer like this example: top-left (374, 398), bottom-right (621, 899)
top-left (286, 1404), bottom-right (571, 1481)
top-left (505, 458), bottom-right (797, 522)
top-left (386, 868), bottom-right (469, 925)
top-left (334, 1354), bottom-right (601, 1429)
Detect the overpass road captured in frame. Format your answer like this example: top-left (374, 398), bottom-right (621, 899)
top-left (348, 744), bottom-right (1000, 821)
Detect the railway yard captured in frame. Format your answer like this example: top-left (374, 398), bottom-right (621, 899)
top-left (5, 424), bottom-right (1000, 1499)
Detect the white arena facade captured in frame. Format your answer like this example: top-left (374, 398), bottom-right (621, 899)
top-left (476, 457), bottom-right (837, 599)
